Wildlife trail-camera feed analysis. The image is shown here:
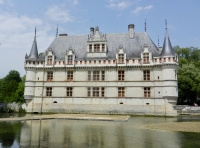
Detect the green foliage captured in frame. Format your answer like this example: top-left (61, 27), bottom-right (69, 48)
top-left (175, 46), bottom-right (200, 105)
top-left (0, 71), bottom-right (25, 103)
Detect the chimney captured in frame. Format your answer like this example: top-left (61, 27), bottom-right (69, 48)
top-left (90, 27), bottom-right (94, 36)
top-left (128, 24), bottom-right (134, 39)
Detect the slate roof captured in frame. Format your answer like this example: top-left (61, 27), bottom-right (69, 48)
top-left (28, 36), bottom-right (38, 60)
top-left (161, 32), bottom-right (174, 57)
top-left (35, 32), bottom-right (161, 61)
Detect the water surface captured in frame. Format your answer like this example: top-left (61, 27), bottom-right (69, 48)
top-left (0, 114), bottom-right (200, 148)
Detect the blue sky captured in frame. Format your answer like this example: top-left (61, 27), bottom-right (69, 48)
top-left (0, 0), bottom-right (199, 78)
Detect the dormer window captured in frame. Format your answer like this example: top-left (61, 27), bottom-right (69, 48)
top-left (47, 56), bottom-right (52, 65)
top-left (143, 53), bottom-right (149, 63)
top-left (89, 44), bottom-right (92, 52)
top-left (118, 54), bottom-right (124, 64)
top-left (102, 44), bottom-right (105, 52)
top-left (68, 55), bottom-right (73, 65)
top-left (94, 44), bottom-right (100, 52)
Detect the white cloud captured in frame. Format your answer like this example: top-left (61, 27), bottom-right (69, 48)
top-left (144, 5), bottom-right (153, 10)
top-left (106, 0), bottom-right (131, 9)
top-left (0, 0), bottom-right (3, 4)
top-left (45, 5), bottom-right (73, 23)
top-left (0, 11), bottom-right (54, 78)
top-left (132, 5), bottom-right (153, 15)
top-left (73, 0), bottom-right (79, 5)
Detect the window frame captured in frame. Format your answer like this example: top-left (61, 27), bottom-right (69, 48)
top-left (67, 71), bottom-right (73, 81)
top-left (47, 56), bottom-right (52, 65)
top-left (118, 87), bottom-right (125, 97)
top-left (144, 87), bottom-right (151, 98)
top-left (46, 87), bottom-right (52, 97)
top-left (47, 71), bottom-right (53, 81)
top-left (143, 53), bottom-right (149, 63)
top-left (66, 87), bottom-right (73, 97)
top-left (143, 70), bottom-right (150, 81)
top-left (118, 70), bottom-right (124, 81)
top-left (68, 55), bottom-right (73, 65)
top-left (118, 54), bottom-right (124, 64)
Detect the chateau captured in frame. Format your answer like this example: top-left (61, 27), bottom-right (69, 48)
top-left (24, 24), bottom-right (178, 116)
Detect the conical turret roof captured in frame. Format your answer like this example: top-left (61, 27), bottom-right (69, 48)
top-left (29, 35), bottom-right (38, 59)
top-left (161, 32), bottom-right (174, 56)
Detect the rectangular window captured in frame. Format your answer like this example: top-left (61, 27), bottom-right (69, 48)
top-left (101, 87), bottom-right (105, 97)
top-left (93, 87), bottom-right (99, 97)
top-left (113, 60), bottom-right (116, 64)
top-left (143, 70), bottom-right (150, 81)
top-left (88, 87), bottom-right (91, 97)
top-left (143, 53), bottom-right (149, 63)
top-left (168, 58), bottom-right (171, 62)
top-left (101, 71), bottom-right (105, 81)
top-left (118, 71), bottom-right (124, 81)
top-left (118, 54), bottom-right (124, 64)
top-left (103, 60), bottom-right (106, 64)
top-left (93, 71), bottom-right (100, 81)
top-left (132, 60), bottom-right (135, 63)
top-left (144, 87), bottom-right (150, 98)
top-left (99, 60), bottom-right (101, 64)
top-left (68, 55), bottom-right (73, 64)
top-left (118, 87), bottom-right (125, 97)
top-left (67, 71), bottom-right (73, 81)
top-left (89, 44), bottom-right (92, 52)
top-left (94, 44), bottom-right (100, 52)
top-left (126, 60), bottom-right (129, 64)
top-left (94, 60), bottom-right (96, 64)
top-left (88, 71), bottom-right (91, 80)
top-left (164, 58), bottom-right (166, 62)
top-left (154, 59), bottom-right (157, 62)
top-left (47, 71), bottom-right (53, 81)
top-left (108, 60), bottom-right (110, 64)
top-left (47, 56), bottom-right (52, 65)
top-left (102, 44), bottom-right (105, 52)
top-left (66, 87), bottom-right (73, 97)
top-left (46, 87), bottom-right (52, 96)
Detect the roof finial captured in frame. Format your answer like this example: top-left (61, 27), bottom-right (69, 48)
top-left (35, 27), bottom-right (36, 37)
top-left (56, 24), bottom-right (58, 38)
top-left (165, 19), bottom-right (167, 31)
top-left (145, 19), bottom-right (146, 32)
top-left (158, 35), bottom-right (159, 47)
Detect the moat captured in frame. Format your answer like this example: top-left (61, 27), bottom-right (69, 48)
top-left (0, 114), bottom-right (200, 148)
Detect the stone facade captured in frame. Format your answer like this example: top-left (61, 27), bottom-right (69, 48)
top-left (24, 24), bottom-right (178, 116)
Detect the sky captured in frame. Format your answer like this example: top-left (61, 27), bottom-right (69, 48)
top-left (0, 0), bottom-right (200, 78)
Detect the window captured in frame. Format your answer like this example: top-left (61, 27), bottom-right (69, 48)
top-left (144, 87), bottom-right (150, 98)
top-left (164, 58), bottom-right (166, 62)
top-left (94, 44), bottom-right (100, 52)
top-left (89, 44), bottom-right (92, 52)
top-left (143, 70), bottom-right (150, 81)
top-left (94, 60), bottom-right (96, 64)
top-left (88, 87), bottom-right (91, 97)
top-left (66, 87), bottom-right (72, 97)
top-left (47, 71), bottom-right (53, 81)
top-left (118, 71), bottom-right (124, 81)
top-left (93, 87), bottom-right (99, 97)
top-left (132, 60), bottom-right (135, 63)
top-left (108, 60), bottom-right (110, 64)
top-left (154, 59), bottom-right (157, 62)
top-left (118, 87), bottom-right (125, 97)
top-left (47, 56), bottom-right (52, 65)
top-left (101, 71), bottom-right (105, 80)
top-left (118, 54), bottom-right (124, 64)
top-left (126, 60), bottom-right (129, 64)
top-left (99, 60), bottom-right (101, 64)
top-left (88, 71), bottom-right (91, 80)
top-left (101, 87), bottom-right (105, 97)
top-left (102, 44), bottom-right (105, 52)
top-left (68, 55), bottom-right (73, 64)
top-left (143, 53), bottom-right (149, 63)
top-left (168, 58), bottom-right (171, 62)
top-left (93, 71), bottom-right (100, 80)
top-left (103, 60), bottom-right (106, 64)
top-left (46, 87), bottom-right (52, 96)
top-left (113, 60), bottom-right (116, 64)
top-left (67, 71), bottom-right (73, 81)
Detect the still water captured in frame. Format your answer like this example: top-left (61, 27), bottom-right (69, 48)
top-left (0, 114), bottom-right (200, 148)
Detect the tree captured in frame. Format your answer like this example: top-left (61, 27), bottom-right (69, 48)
top-left (175, 46), bottom-right (200, 105)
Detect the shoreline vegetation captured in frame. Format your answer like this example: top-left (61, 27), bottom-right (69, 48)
top-left (144, 122), bottom-right (200, 133)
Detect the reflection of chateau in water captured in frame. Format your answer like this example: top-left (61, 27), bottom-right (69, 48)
top-left (20, 118), bottom-right (181, 148)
